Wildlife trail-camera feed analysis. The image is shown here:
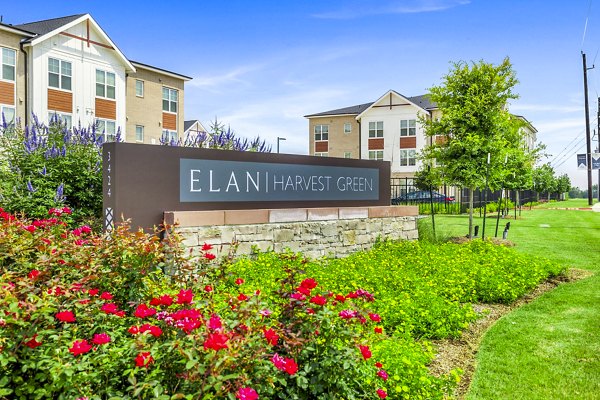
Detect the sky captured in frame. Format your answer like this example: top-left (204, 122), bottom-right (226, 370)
top-left (2, 0), bottom-right (599, 188)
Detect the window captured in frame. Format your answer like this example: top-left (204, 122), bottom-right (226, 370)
top-left (162, 87), bottom-right (178, 113)
top-left (97, 119), bottom-right (116, 142)
top-left (344, 123), bottom-right (352, 134)
top-left (314, 152), bottom-right (328, 157)
top-left (314, 125), bottom-right (328, 141)
top-left (48, 58), bottom-right (72, 90)
top-left (344, 152), bottom-right (352, 158)
top-left (400, 149), bottom-right (416, 166)
top-left (369, 150), bottom-right (384, 160)
top-left (135, 80), bottom-right (144, 97)
top-left (96, 69), bottom-right (115, 99)
top-left (48, 111), bottom-right (72, 129)
top-left (162, 129), bottom-right (178, 142)
top-left (135, 125), bottom-right (144, 142)
top-left (1, 106), bottom-right (15, 127)
top-left (368, 121), bottom-right (383, 138)
top-left (1, 48), bottom-right (16, 81)
top-left (400, 119), bottom-right (416, 136)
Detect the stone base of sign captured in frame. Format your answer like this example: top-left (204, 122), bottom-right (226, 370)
top-left (165, 206), bottom-right (418, 259)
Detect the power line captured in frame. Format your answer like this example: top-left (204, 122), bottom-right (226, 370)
top-left (548, 128), bottom-right (586, 164)
top-left (582, 0), bottom-right (593, 49)
top-left (553, 141), bottom-right (587, 169)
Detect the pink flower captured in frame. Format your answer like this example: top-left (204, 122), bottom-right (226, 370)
top-left (61, 207), bottom-right (72, 215)
top-left (135, 351), bottom-right (153, 368)
top-left (134, 304), bottom-right (157, 318)
top-left (88, 288), bottom-right (99, 296)
top-left (92, 333), bottom-right (111, 345)
top-left (369, 313), bottom-right (381, 322)
top-left (23, 225), bottom-right (36, 233)
top-left (208, 314), bottom-right (222, 331)
top-left (376, 389), bottom-right (388, 399)
top-left (290, 292), bottom-right (306, 301)
top-left (309, 295), bottom-right (327, 306)
top-left (203, 332), bottom-right (229, 351)
top-left (359, 345), bottom-right (372, 360)
top-left (100, 292), bottom-right (113, 300)
top-left (377, 369), bottom-right (389, 381)
top-left (263, 328), bottom-right (279, 346)
top-left (177, 289), bottom-right (193, 304)
top-left (69, 339), bottom-right (92, 356)
top-left (28, 269), bottom-right (40, 280)
top-left (56, 311), bottom-right (76, 323)
top-left (80, 225), bottom-right (92, 234)
top-left (259, 309), bottom-right (272, 317)
top-left (339, 309), bottom-right (357, 319)
top-left (236, 387), bottom-right (259, 400)
top-left (235, 278), bottom-right (244, 285)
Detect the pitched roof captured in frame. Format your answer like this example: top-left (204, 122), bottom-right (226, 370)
top-left (184, 120), bottom-right (199, 132)
top-left (0, 21), bottom-right (36, 36)
top-left (131, 61), bottom-right (193, 81)
top-left (305, 93), bottom-right (438, 119)
top-left (304, 102), bottom-right (374, 118)
top-left (14, 14), bottom-right (86, 41)
top-left (407, 94), bottom-right (436, 111)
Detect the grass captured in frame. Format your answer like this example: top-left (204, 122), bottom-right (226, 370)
top-left (533, 198), bottom-right (596, 209)
top-left (419, 204), bottom-right (600, 399)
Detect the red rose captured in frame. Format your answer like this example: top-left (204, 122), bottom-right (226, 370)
top-left (203, 332), bottom-right (229, 351)
top-left (28, 269), bottom-right (40, 280)
top-left (69, 339), bottom-right (92, 356)
top-left (135, 351), bottom-right (153, 368)
top-left (377, 369), bottom-right (389, 381)
top-left (374, 327), bottom-right (383, 334)
top-left (128, 326), bottom-right (140, 335)
top-left (208, 314), bottom-right (222, 331)
top-left (204, 253), bottom-right (216, 260)
top-left (88, 288), bottom-right (99, 296)
top-left (55, 311), bottom-right (76, 323)
top-left (300, 278), bottom-right (317, 290)
top-left (309, 295), bottom-right (327, 306)
top-left (176, 289), bottom-right (193, 304)
top-left (201, 243), bottom-right (213, 251)
top-left (237, 293), bottom-right (248, 301)
top-left (100, 292), bottom-right (113, 300)
top-left (263, 328), bottom-right (279, 346)
top-left (92, 333), bottom-right (111, 345)
top-left (369, 313), bottom-right (381, 322)
top-left (204, 285), bottom-right (213, 292)
top-left (377, 389), bottom-right (388, 399)
top-left (359, 345), bottom-right (372, 360)
top-left (134, 304), bottom-right (157, 318)
top-left (24, 334), bottom-right (42, 349)
top-left (101, 303), bottom-right (119, 314)
top-left (235, 278), bottom-right (244, 285)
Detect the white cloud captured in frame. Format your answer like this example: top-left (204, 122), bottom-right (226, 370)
top-left (511, 104), bottom-right (582, 114)
top-left (312, 0), bottom-right (470, 20)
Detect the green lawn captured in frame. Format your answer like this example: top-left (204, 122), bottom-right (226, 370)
top-left (419, 206), bottom-right (600, 399)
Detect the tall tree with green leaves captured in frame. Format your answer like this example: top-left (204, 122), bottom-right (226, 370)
top-left (420, 57), bottom-right (523, 237)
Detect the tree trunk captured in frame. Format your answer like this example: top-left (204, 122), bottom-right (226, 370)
top-left (468, 188), bottom-right (474, 238)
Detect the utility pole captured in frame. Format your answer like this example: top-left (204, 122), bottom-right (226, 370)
top-left (598, 99), bottom-right (600, 202)
top-left (582, 52), bottom-right (594, 206)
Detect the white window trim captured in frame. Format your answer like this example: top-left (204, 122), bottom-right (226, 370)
top-left (399, 149), bottom-right (417, 166)
top-left (343, 123), bottom-right (352, 134)
top-left (1, 105), bottom-right (16, 127)
top-left (1, 47), bottom-right (16, 83)
top-left (95, 69), bottom-right (116, 100)
top-left (48, 57), bottom-right (72, 92)
top-left (162, 129), bottom-right (178, 142)
top-left (96, 118), bottom-right (117, 142)
top-left (162, 87), bottom-right (178, 114)
top-left (400, 119), bottom-right (417, 137)
top-left (368, 150), bottom-right (384, 160)
top-left (314, 124), bottom-right (329, 141)
top-left (135, 80), bottom-right (144, 97)
top-left (368, 121), bottom-right (383, 138)
top-left (314, 152), bottom-right (328, 157)
top-left (135, 125), bottom-right (144, 142)
top-left (48, 111), bottom-right (72, 129)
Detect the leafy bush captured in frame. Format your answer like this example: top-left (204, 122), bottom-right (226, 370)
top-left (0, 209), bottom-right (391, 399)
top-left (0, 117), bottom-right (104, 225)
top-left (418, 202), bottom-right (461, 215)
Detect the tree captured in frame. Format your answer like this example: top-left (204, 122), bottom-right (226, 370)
top-left (420, 57), bottom-right (522, 237)
top-left (555, 174), bottom-right (571, 200)
top-left (532, 164), bottom-right (556, 201)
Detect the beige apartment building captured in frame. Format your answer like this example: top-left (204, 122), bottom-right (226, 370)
top-left (0, 14), bottom-right (192, 142)
top-left (305, 90), bottom-right (536, 180)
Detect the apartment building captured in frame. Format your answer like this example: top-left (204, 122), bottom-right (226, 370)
top-left (0, 14), bottom-right (191, 142)
top-left (305, 89), bottom-right (537, 179)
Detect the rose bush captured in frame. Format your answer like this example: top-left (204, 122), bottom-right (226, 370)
top-left (0, 209), bottom-right (391, 399)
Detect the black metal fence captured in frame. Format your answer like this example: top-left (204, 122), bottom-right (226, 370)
top-left (390, 177), bottom-right (559, 215)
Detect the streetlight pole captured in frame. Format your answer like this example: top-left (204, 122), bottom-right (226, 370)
top-left (277, 137), bottom-right (286, 154)
top-left (582, 52), bottom-right (594, 206)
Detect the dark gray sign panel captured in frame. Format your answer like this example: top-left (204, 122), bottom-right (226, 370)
top-left (179, 159), bottom-right (380, 202)
top-left (103, 143), bottom-right (390, 231)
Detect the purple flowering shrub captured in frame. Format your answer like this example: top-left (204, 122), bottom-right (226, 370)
top-left (0, 116), bottom-right (105, 225)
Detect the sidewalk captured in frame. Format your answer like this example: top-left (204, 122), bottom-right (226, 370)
top-left (593, 203), bottom-right (600, 212)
